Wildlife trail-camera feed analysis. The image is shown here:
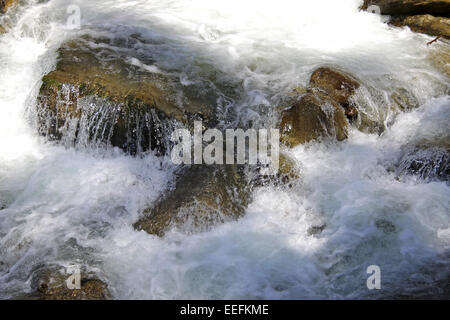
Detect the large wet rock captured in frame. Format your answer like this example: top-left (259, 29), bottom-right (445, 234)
top-left (134, 165), bottom-right (250, 237)
top-left (37, 37), bottom-right (216, 154)
top-left (30, 264), bottom-right (110, 300)
top-left (0, 0), bottom-right (16, 14)
top-left (278, 67), bottom-right (361, 148)
top-left (390, 14), bottom-right (450, 38)
top-left (361, 0), bottom-right (450, 17)
top-left (280, 93), bottom-right (348, 147)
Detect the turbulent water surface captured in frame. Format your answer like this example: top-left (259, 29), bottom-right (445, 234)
top-left (0, 0), bottom-right (449, 299)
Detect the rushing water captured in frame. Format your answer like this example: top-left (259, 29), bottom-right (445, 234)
top-left (0, 0), bottom-right (449, 299)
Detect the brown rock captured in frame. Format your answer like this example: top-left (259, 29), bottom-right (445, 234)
top-left (0, 0), bottom-right (16, 14)
top-left (280, 93), bottom-right (348, 147)
top-left (39, 279), bottom-right (110, 300)
top-left (310, 67), bottom-right (360, 105)
top-left (309, 67), bottom-right (361, 121)
top-left (390, 14), bottom-right (450, 38)
top-left (361, 0), bottom-right (450, 17)
top-left (31, 265), bottom-right (110, 300)
top-left (278, 152), bottom-right (301, 183)
top-left (134, 164), bottom-right (250, 237)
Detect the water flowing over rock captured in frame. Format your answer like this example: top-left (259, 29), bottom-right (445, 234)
top-left (280, 93), bottom-right (348, 147)
top-left (134, 165), bottom-right (250, 237)
top-left (277, 152), bottom-right (301, 184)
top-left (37, 37), bottom-right (216, 155)
top-left (429, 43), bottom-right (450, 77)
top-left (2, 0), bottom-right (450, 301)
top-left (278, 67), bottom-right (363, 148)
top-left (391, 87), bottom-right (420, 111)
top-left (396, 147), bottom-right (450, 183)
top-left (310, 67), bottom-right (361, 121)
top-left (361, 0), bottom-right (450, 17)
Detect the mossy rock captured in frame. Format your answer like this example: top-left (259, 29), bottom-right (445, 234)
top-left (30, 264), bottom-right (110, 300)
top-left (37, 37), bottom-right (217, 154)
top-left (134, 164), bottom-right (250, 236)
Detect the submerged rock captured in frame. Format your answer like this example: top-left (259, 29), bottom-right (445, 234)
top-left (375, 219), bottom-right (397, 234)
top-left (390, 14), bottom-right (450, 38)
top-left (30, 264), bottom-right (110, 300)
top-left (396, 147), bottom-right (450, 183)
top-left (37, 37), bottom-right (216, 154)
top-left (280, 93), bottom-right (348, 147)
top-left (277, 152), bottom-right (301, 184)
top-left (307, 224), bottom-right (326, 236)
top-left (361, 0), bottom-right (450, 17)
top-left (391, 87), bottom-right (420, 111)
top-left (134, 165), bottom-right (250, 237)
top-left (429, 44), bottom-right (450, 77)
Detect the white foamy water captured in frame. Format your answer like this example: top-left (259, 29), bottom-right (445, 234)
top-left (0, 0), bottom-right (449, 299)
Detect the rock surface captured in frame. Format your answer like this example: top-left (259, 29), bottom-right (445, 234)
top-left (310, 67), bottom-right (361, 121)
top-left (278, 67), bottom-right (362, 148)
top-left (280, 93), bottom-right (348, 147)
top-left (390, 14), bottom-right (450, 38)
top-left (277, 152), bottom-right (301, 183)
top-left (31, 265), bottom-right (110, 300)
top-left (429, 44), bottom-right (450, 77)
top-left (310, 67), bottom-right (360, 106)
top-left (37, 37), bottom-right (215, 154)
top-left (0, 0), bottom-right (16, 14)
top-left (134, 165), bottom-right (250, 236)
top-left (361, 0), bottom-right (450, 17)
